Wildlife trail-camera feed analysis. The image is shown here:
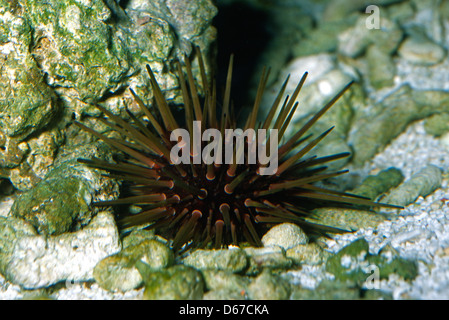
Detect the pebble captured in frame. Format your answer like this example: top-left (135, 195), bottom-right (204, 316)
top-left (384, 165), bottom-right (443, 207)
top-left (398, 34), bottom-right (446, 66)
top-left (182, 248), bottom-right (248, 273)
top-left (261, 223), bottom-right (308, 249)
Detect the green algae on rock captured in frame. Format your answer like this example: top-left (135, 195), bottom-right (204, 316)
top-left (286, 243), bottom-right (331, 266)
top-left (139, 264), bottom-right (204, 300)
top-left (243, 246), bottom-right (293, 276)
top-left (247, 269), bottom-right (291, 300)
top-left (325, 238), bottom-right (418, 285)
top-left (201, 269), bottom-right (249, 295)
top-left (0, 7), bottom-right (59, 140)
top-left (424, 112), bottom-right (449, 137)
top-left (351, 167), bottom-right (404, 201)
top-left (383, 165), bottom-right (443, 207)
top-left (307, 207), bottom-right (388, 232)
top-left (24, 0), bottom-right (132, 103)
top-left (290, 279), bottom-right (392, 300)
top-left (10, 161), bottom-right (99, 235)
top-left (93, 239), bottom-right (173, 292)
top-left (349, 85), bottom-right (449, 165)
top-left (182, 248), bottom-right (248, 273)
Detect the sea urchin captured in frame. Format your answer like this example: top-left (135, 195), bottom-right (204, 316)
top-left (75, 49), bottom-right (393, 252)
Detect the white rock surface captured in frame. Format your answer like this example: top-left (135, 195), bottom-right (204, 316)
top-left (2, 211), bottom-right (121, 289)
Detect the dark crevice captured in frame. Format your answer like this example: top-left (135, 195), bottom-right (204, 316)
top-left (213, 2), bottom-right (274, 111)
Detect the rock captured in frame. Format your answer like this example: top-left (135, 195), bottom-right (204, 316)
top-left (93, 254), bottom-right (143, 293)
top-left (10, 161), bottom-right (101, 235)
top-left (269, 54), bottom-right (354, 151)
top-left (24, 0), bottom-right (131, 103)
top-left (182, 248), bottom-right (248, 273)
top-left (140, 264), bottom-right (204, 300)
top-left (0, 211), bottom-right (121, 289)
top-left (424, 112), bottom-right (449, 137)
top-left (261, 223), bottom-right (308, 249)
top-left (0, 0), bottom-right (217, 192)
top-left (308, 208), bottom-right (387, 231)
top-left (325, 238), bottom-right (418, 285)
top-left (398, 33), bottom-right (446, 66)
top-left (93, 239), bottom-right (173, 292)
top-left (247, 270), bottom-right (291, 300)
top-left (338, 14), bottom-right (402, 58)
top-left (384, 165), bottom-right (443, 207)
top-left (366, 44), bottom-right (396, 89)
top-left (351, 167), bottom-right (404, 201)
top-left (323, 0), bottom-right (402, 22)
top-left (0, 9), bottom-right (59, 140)
top-left (292, 20), bottom-right (356, 57)
top-left (203, 288), bottom-right (246, 300)
top-left (201, 269), bottom-right (249, 294)
top-left (290, 279), bottom-right (392, 300)
top-left (286, 243), bottom-right (331, 266)
top-left (349, 84), bottom-right (449, 165)
top-left (243, 246), bottom-right (293, 275)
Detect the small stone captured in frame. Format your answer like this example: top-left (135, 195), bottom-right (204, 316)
top-left (366, 44), bottom-right (396, 89)
top-left (384, 165), bottom-right (443, 207)
top-left (140, 264), bottom-right (204, 300)
top-left (93, 239), bottom-right (174, 292)
top-left (243, 246), bottom-right (293, 275)
top-left (424, 113), bottom-right (449, 137)
top-left (308, 208), bottom-right (387, 232)
top-left (203, 288), bottom-right (245, 300)
top-left (326, 238), bottom-right (418, 284)
top-left (351, 167), bottom-right (404, 201)
top-left (0, 211), bottom-right (121, 289)
top-left (10, 162), bottom-right (95, 235)
top-left (201, 269), bottom-right (249, 293)
top-left (93, 254), bottom-right (143, 293)
top-left (398, 33), bottom-right (446, 66)
top-left (182, 248), bottom-right (248, 273)
top-left (286, 243), bottom-right (331, 265)
top-left (261, 223), bottom-right (308, 250)
top-left (338, 14), bottom-right (402, 58)
top-left (247, 270), bottom-right (291, 300)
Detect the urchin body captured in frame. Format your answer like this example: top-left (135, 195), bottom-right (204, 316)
top-left (75, 50), bottom-right (394, 252)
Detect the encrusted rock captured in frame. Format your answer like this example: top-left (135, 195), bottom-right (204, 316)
top-left (308, 207), bottom-right (387, 231)
top-left (0, 211), bottom-right (121, 289)
top-left (398, 33), bottom-right (446, 66)
top-left (351, 167), bottom-right (404, 201)
top-left (201, 269), bottom-right (249, 295)
top-left (93, 238), bottom-right (173, 292)
top-left (261, 223), bottom-right (308, 250)
top-left (140, 264), bottom-right (204, 300)
top-left (424, 112), bottom-right (449, 137)
top-left (10, 161), bottom-right (104, 235)
top-left (182, 248), bottom-right (248, 273)
top-left (384, 165), bottom-right (443, 207)
top-left (286, 243), bottom-right (331, 266)
top-left (247, 270), bottom-right (291, 300)
top-left (243, 246), bottom-right (293, 275)
top-left (325, 238), bottom-right (418, 284)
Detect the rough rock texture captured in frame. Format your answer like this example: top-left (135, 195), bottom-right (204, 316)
top-left (0, 211), bottom-right (121, 289)
top-left (384, 165), bottom-right (443, 207)
top-left (0, 0), bottom-right (217, 191)
top-left (261, 223), bottom-right (308, 249)
top-left (93, 239), bottom-right (173, 292)
top-left (182, 248), bottom-right (248, 273)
